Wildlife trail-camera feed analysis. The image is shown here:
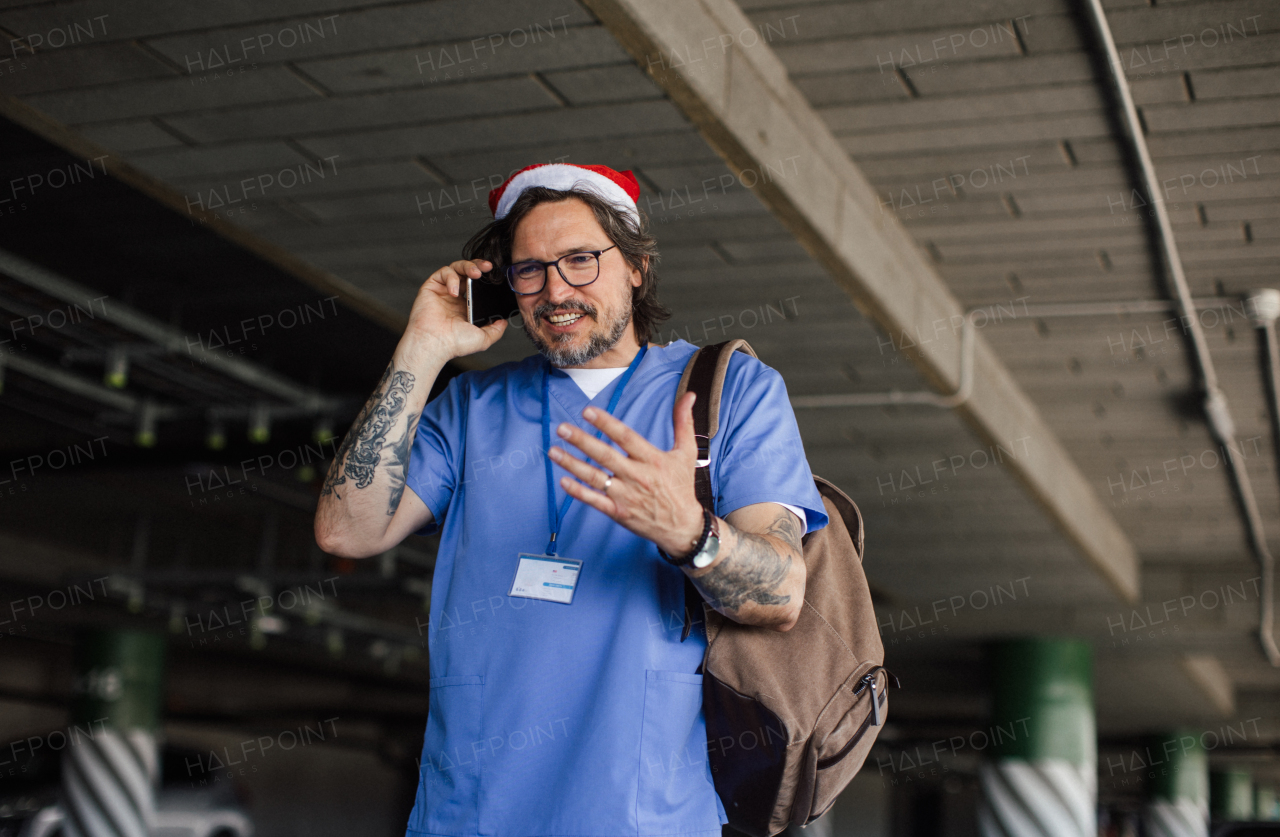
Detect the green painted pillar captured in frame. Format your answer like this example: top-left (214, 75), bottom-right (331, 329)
top-left (978, 639), bottom-right (1096, 837)
top-left (62, 629), bottom-right (166, 837)
top-left (70, 629), bottom-right (165, 730)
top-left (1144, 732), bottom-right (1209, 837)
top-left (1211, 770), bottom-right (1255, 821)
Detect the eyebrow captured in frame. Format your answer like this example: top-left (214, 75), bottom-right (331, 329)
top-left (513, 244), bottom-right (607, 262)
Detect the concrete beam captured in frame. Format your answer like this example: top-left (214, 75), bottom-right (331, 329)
top-left (0, 95), bottom-right (406, 336)
top-left (582, 0), bottom-right (1140, 602)
top-left (1180, 654), bottom-right (1236, 717)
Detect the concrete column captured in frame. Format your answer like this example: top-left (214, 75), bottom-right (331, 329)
top-left (1211, 769), bottom-right (1254, 821)
top-left (1144, 731), bottom-right (1209, 837)
top-left (977, 639), bottom-right (1096, 837)
top-left (1257, 786), bottom-right (1278, 821)
top-left (62, 629), bottom-right (165, 837)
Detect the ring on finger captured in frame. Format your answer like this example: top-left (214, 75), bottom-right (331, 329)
top-left (603, 475), bottom-right (613, 493)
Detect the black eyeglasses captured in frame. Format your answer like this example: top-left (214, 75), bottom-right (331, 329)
top-left (504, 245), bottom-right (618, 296)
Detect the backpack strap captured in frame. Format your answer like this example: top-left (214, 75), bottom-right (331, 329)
top-left (674, 339), bottom-right (758, 641)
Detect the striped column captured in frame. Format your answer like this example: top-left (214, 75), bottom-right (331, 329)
top-left (978, 639), bottom-right (1096, 837)
top-left (62, 629), bottom-right (166, 837)
top-left (1145, 732), bottom-right (1208, 837)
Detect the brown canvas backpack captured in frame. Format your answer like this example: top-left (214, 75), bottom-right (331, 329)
top-left (675, 339), bottom-right (896, 837)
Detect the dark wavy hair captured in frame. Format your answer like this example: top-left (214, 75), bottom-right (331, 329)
top-left (462, 186), bottom-right (670, 344)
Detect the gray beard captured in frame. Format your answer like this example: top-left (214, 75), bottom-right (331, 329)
top-left (526, 298), bottom-right (633, 367)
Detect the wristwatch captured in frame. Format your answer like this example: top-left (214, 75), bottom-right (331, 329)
top-left (659, 508), bottom-right (721, 569)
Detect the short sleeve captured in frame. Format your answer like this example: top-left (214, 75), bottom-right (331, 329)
top-left (713, 358), bottom-right (829, 534)
top-left (407, 374), bottom-right (467, 535)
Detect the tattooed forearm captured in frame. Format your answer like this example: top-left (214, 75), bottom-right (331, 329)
top-left (347, 370), bottom-right (414, 489)
top-left (690, 507), bottom-right (803, 614)
top-left (694, 534), bottom-right (791, 611)
top-left (319, 366), bottom-right (387, 499)
top-left (320, 364), bottom-right (416, 500)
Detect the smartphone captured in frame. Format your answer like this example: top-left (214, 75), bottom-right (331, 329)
top-left (467, 274), bottom-right (519, 327)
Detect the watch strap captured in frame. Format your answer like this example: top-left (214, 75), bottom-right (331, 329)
top-left (659, 508), bottom-right (712, 567)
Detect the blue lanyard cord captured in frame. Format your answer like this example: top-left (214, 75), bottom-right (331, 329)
top-left (542, 344), bottom-right (648, 555)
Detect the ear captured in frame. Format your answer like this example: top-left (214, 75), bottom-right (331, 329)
top-left (630, 255), bottom-right (647, 289)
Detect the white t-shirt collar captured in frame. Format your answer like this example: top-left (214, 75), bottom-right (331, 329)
top-left (562, 366), bottom-right (628, 400)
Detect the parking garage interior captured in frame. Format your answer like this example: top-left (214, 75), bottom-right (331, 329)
top-left (0, 0), bottom-right (1278, 835)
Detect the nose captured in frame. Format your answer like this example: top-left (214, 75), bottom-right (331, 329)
top-left (542, 265), bottom-right (578, 305)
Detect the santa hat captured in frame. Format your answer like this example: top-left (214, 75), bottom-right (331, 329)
top-left (488, 163), bottom-right (641, 223)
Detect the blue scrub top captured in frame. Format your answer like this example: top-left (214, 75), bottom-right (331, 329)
top-left (404, 340), bottom-right (827, 837)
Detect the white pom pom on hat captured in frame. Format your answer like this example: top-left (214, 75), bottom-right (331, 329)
top-left (488, 163), bottom-right (641, 222)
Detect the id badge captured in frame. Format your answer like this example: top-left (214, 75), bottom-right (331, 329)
top-left (509, 554), bottom-right (582, 605)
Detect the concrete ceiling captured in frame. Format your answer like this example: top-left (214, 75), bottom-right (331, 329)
top-left (0, 0), bottom-right (1277, 788)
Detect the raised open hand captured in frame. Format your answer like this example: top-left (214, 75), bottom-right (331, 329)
top-left (547, 391), bottom-right (704, 557)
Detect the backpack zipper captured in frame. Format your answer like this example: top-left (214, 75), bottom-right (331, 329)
top-left (853, 670), bottom-right (882, 726)
top-left (815, 667), bottom-right (899, 770)
top-left (852, 666), bottom-right (900, 726)
top-left (815, 689), bottom-right (884, 769)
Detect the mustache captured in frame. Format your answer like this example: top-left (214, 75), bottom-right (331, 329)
top-left (532, 301), bottom-right (597, 320)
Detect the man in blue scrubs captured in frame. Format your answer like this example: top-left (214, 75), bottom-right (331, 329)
top-left (315, 163), bottom-right (827, 837)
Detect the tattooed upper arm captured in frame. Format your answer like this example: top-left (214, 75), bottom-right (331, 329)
top-left (761, 506), bottom-right (803, 553)
top-left (384, 412), bottom-right (421, 516)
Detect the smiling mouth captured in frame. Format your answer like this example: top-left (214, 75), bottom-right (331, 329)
top-left (546, 312), bottom-right (586, 327)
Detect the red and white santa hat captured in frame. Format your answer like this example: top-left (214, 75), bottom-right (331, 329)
top-left (488, 163), bottom-right (641, 223)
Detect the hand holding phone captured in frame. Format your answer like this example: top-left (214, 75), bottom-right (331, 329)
top-left (467, 272), bottom-right (519, 328)
top-left (400, 259), bottom-right (510, 365)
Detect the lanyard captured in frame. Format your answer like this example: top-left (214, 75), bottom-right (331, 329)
top-left (541, 344), bottom-right (648, 555)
